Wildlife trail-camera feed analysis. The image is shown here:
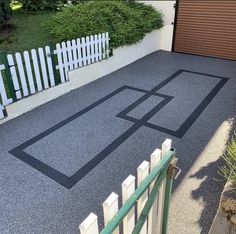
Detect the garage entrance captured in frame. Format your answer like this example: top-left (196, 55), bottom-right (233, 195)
top-left (173, 0), bottom-right (236, 60)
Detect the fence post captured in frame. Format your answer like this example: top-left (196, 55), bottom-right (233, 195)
top-left (0, 104), bottom-right (7, 119)
top-left (107, 35), bottom-right (113, 57)
top-left (161, 173), bottom-right (173, 234)
top-left (109, 48), bottom-right (113, 57)
top-left (162, 158), bottom-right (177, 234)
top-left (0, 52), bottom-right (17, 102)
top-left (155, 139), bottom-right (172, 234)
top-left (48, 42), bottom-right (60, 85)
top-left (3, 106), bottom-right (8, 117)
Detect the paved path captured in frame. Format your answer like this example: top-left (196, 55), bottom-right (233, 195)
top-left (0, 51), bottom-right (236, 233)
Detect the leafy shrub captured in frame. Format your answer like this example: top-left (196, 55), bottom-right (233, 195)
top-left (0, 0), bottom-right (11, 24)
top-left (219, 133), bottom-right (236, 182)
top-left (46, 1), bottom-right (163, 48)
top-left (20, 0), bottom-right (68, 11)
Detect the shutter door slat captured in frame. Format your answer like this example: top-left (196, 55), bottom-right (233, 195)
top-left (174, 0), bottom-right (236, 60)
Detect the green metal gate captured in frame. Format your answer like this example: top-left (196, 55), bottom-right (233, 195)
top-left (79, 140), bottom-right (180, 234)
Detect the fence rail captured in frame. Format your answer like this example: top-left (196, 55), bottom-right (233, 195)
top-left (0, 32), bottom-right (110, 119)
top-left (79, 139), bottom-right (178, 234)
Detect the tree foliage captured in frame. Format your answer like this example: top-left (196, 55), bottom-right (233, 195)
top-left (46, 1), bottom-right (163, 48)
top-left (0, 0), bottom-right (11, 24)
top-left (20, 0), bottom-right (68, 11)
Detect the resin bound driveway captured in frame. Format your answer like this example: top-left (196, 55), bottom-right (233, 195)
top-left (1, 51), bottom-right (236, 234)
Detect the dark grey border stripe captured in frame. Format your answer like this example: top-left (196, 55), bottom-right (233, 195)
top-left (118, 70), bottom-right (229, 138)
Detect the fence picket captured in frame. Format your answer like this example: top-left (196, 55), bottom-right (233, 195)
top-left (45, 46), bottom-right (55, 87)
top-left (103, 192), bottom-right (119, 234)
top-left (122, 175), bottom-right (135, 234)
top-left (162, 139), bottom-right (172, 155)
top-left (137, 161), bottom-right (150, 234)
top-left (90, 35), bottom-right (95, 63)
top-left (76, 38), bottom-right (83, 67)
top-left (61, 42), bottom-right (69, 81)
top-left (102, 33), bottom-right (106, 59)
top-left (55, 43), bottom-right (65, 83)
top-left (86, 36), bottom-right (91, 65)
top-left (79, 213), bottom-right (99, 234)
top-left (15, 53), bottom-right (29, 97)
top-left (71, 39), bottom-right (78, 69)
top-left (148, 148), bottom-right (162, 234)
top-left (81, 37), bottom-right (87, 66)
top-left (23, 51), bottom-right (36, 94)
top-left (66, 40), bottom-right (74, 70)
top-left (31, 49), bottom-right (43, 92)
top-left (7, 54), bottom-right (22, 99)
top-left (0, 32), bottom-right (110, 117)
top-left (0, 66), bottom-right (12, 105)
top-left (98, 34), bottom-right (102, 61)
top-left (156, 139), bottom-right (172, 234)
top-left (38, 48), bottom-right (49, 89)
top-left (94, 34), bottom-right (99, 62)
top-left (105, 32), bottom-right (109, 58)
top-left (0, 104), bottom-right (4, 119)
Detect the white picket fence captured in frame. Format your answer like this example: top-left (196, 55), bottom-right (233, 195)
top-left (55, 32), bottom-right (109, 82)
top-left (0, 32), bottom-right (110, 119)
top-left (79, 139), bottom-right (174, 234)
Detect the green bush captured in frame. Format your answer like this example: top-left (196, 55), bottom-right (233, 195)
top-left (46, 1), bottom-right (163, 48)
top-left (0, 0), bottom-right (11, 24)
top-left (219, 132), bottom-right (236, 182)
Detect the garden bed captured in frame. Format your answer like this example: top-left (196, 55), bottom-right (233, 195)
top-left (210, 180), bottom-right (236, 234)
top-left (210, 133), bottom-right (236, 234)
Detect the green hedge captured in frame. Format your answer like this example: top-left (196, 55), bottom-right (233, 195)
top-left (0, 0), bottom-right (11, 24)
top-left (46, 1), bottom-right (163, 48)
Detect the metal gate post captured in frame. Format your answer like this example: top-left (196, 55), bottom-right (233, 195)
top-left (162, 158), bottom-right (179, 234)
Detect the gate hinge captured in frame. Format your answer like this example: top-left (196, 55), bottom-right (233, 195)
top-left (168, 158), bottom-right (181, 179)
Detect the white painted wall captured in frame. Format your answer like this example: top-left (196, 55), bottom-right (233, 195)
top-left (140, 1), bottom-right (176, 51)
top-left (160, 24), bottom-right (175, 51)
top-left (69, 30), bottom-right (161, 86)
top-left (0, 1), bottom-right (176, 124)
top-left (142, 1), bottom-right (176, 25)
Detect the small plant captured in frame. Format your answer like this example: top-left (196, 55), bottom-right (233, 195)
top-left (219, 132), bottom-right (236, 182)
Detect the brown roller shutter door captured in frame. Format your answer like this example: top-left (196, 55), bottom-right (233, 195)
top-left (173, 0), bottom-right (236, 60)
